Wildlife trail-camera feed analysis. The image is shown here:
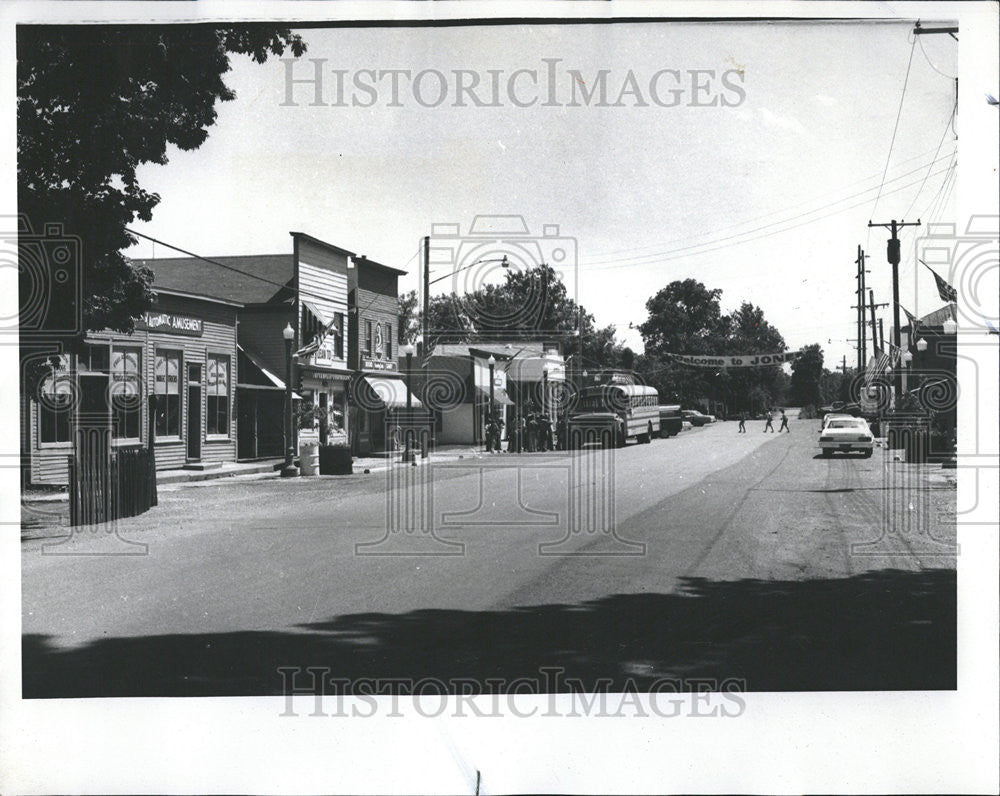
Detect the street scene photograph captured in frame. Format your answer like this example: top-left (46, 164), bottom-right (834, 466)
top-left (4, 2), bottom-right (998, 794)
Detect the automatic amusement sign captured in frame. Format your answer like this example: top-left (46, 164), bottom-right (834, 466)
top-left (669, 350), bottom-right (801, 368)
top-left (137, 311), bottom-right (203, 337)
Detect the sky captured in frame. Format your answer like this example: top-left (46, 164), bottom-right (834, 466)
top-left (125, 19), bottom-right (962, 370)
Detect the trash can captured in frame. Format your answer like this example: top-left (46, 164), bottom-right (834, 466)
top-left (299, 442), bottom-right (319, 476)
top-left (318, 444), bottom-right (353, 475)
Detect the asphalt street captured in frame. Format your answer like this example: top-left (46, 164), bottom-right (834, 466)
top-left (22, 418), bottom-right (957, 696)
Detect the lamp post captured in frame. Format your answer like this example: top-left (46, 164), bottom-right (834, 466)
top-left (402, 342), bottom-right (414, 462)
top-left (487, 355), bottom-right (496, 452)
top-left (281, 322), bottom-right (299, 478)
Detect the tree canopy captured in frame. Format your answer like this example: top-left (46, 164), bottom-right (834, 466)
top-left (638, 280), bottom-right (789, 411)
top-left (18, 24), bottom-right (306, 387)
top-left (399, 264), bottom-right (629, 370)
top-left (789, 343), bottom-right (826, 408)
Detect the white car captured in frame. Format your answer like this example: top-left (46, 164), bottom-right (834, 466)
top-left (819, 417), bottom-right (874, 458)
top-left (820, 412), bottom-right (854, 432)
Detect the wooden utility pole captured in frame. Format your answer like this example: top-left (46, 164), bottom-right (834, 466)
top-left (851, 246), bottom-right (870, 370)
top-left (868, 218), bottom-right (921, 403)
top-left (421, 235), bottom-right (430, 357)
top-left (868, 289), bottom-right (888, 361)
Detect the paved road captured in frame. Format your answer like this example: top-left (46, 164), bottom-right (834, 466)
top-left (22, 420), bottom-right (957, 696)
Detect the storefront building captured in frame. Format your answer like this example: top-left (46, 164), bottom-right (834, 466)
top-left (417, 342), bottom-right (564, 446)
top-left (26, 288), bottom-right (239, 485)
top-left (347, 255), bottom-right (417, 455)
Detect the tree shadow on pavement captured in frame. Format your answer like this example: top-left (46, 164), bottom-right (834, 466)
top-left (23, 567), bottom-right (955, 698)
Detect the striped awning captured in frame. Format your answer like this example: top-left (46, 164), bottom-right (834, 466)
top-left (361, 375), bottom-right (422, 408)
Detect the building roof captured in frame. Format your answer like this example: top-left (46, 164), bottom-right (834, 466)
top-left (917, 303), bottom-right (957, 326)
top-left (354, 255), bottom-right (408, 277)
top-left (133, 254), bottom-right (294, 306)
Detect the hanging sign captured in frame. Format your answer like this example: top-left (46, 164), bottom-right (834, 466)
top-left (669, 350), bottom-right (801, 368)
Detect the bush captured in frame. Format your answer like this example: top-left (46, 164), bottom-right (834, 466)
top-left (318, 444), bottom-right (353, 475)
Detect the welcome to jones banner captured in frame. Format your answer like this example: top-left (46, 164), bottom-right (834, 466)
top-left (668, 351), bottom-right (802, 368)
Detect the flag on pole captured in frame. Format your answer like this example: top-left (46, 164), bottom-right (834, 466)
top-left (901, 305), bottom-right (921, 338)
top-left (919, 259), bottom-right (958, 303)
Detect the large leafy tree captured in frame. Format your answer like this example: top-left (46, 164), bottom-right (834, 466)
top-left (18, 24), bottom-right (306, 388)
top-left (400, 264), bottom-right (628, 370)
top-left (789, 343), bottom-right (826, 408)
top-left (638, 281), bottom-right (790, 411)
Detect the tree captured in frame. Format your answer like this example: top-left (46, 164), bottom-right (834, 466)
top-left (18, 24), bottom-right (306, 389)
top-left (406, 264), bottom-right (627, 370)
top-left (398, 290), bottom-right (419, 345)
top-left (789, 344), bottom-right (825, 408)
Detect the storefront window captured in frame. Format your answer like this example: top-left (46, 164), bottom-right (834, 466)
top-left (206, 355), bottom-right (230, 436)
top-left (111, 346), bottom-right (142, 440)
top-left (155, 350), bottom-right (182, 438)
top-left (384, 323), bottom-right (392, 359)
top-left (38, 356), bottom-right (72, 444)
top-left (364, 319), bottom-right (373, 356)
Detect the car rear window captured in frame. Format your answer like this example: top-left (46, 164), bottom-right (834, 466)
top-left (828, 419), bottom-right (864, 429)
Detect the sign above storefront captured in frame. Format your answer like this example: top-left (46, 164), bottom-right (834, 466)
top-left (362, 357), bottom-right (397, 372)
top-left (138, 311), bottom-right (203, 336)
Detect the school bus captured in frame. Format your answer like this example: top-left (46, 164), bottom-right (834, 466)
top-left (568, 383), bottom-right (660, 448)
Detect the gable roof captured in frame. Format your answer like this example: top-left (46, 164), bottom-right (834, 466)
top-left (132, 254), bottom-right (294, 305)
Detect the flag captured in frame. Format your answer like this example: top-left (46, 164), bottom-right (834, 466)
top-left (920, 259), bottom-right (958, 303)
top-left (901, 305), bottom-right (921, 338)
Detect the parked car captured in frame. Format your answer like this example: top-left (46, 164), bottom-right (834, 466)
top-left (820, 412), bottom-right (854, 432)
top-left (682, 409), bottom-right (715, 427)
top-left (819, 417), bottom-right (874, 457)
top-left (658, 405), bottom-right (683, 437)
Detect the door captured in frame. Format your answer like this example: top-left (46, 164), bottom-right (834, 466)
top-left (186, 363), bottom-right (202, 461)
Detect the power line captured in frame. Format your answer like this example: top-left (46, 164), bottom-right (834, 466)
top-left (584, 143), bottom-right (947, 259)
top-left (583, 152), bottom-right (952, 267)
top-left (583, 164), bottom-right (952, 272)
top-left (917, 31), bottom-right (957, 79)
top-left (870, 36), bottom-right (918, 219)
top-left (903, 102), bottom-right (956, 217)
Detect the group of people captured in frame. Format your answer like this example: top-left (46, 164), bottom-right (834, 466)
top-left (737, 409), bottom-right (790, 433)
top-left (484, 407), bottom-right (556, 454)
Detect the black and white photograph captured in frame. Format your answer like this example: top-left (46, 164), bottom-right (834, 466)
top-left (2, 1), bottom-right (998, 793)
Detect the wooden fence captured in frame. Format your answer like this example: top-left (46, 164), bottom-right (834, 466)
top-left (68, 431), bottom-right (157, 526)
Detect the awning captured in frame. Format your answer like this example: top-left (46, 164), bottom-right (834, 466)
top-left (237, 344), bottom-right (302, 399)
top-left (362, 375), bottom-right (422, 408)
top-left (302, 300), bottom-right (332, 326)
top-left (475, 385), bottom-right (514, 406)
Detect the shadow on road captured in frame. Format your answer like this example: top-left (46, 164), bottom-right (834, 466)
top-left (23, 568), bottom-right (955, 698)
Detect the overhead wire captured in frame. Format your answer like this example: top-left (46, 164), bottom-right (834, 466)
top-left (870, 35), bottom-right (918, 220)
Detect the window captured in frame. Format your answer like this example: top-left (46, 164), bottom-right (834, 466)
top-left (111, 346), bottom-right (142, 440)
top-left (154, 350), bottom-right (182, 438)
top-left (364, 319), bottom-right (373, 356)
top-left (206, 355), bottom-right (230, 436)
top-left (38, 357), bottom-right (72, 444)
top-left (384, 323), bottom-right (392, 359)
top-left (80, 344), bottom-right (109, 373)
top-left (334, 312), bottom-right (344, 359)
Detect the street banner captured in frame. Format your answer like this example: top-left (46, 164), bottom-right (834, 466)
top-left (668, 350), bottom-right (801, 368)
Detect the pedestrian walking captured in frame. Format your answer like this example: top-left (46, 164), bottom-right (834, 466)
top-left (738, 412), bottom-right (746, 433)
top-left (779, 410), bottom-right (790, 433)
top-left (764, 410), bottom-right (775, 433)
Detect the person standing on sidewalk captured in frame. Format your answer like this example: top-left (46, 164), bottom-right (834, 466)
top-left (738, 412), bottom-right (746, 433)
top-left (764, 410), bottom-right (775, 433)
top-left (779, 410), bottom-right (790, 433)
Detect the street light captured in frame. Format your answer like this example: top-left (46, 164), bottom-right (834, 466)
top-left (402, 342), bottom-right (415, 462)
top-left (902, 350), bottom-right (913, 365)
top-left (942, 317), bottom-right (957, 335)
top-left (487, 354), bottom-right (496, 453)
top-left (916, 337), bottom-right (928, 352)
top-left (281, 322), bottom-right (299, 478)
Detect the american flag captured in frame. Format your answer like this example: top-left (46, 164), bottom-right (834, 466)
top-left (920, 259), bottom-right (958, 303)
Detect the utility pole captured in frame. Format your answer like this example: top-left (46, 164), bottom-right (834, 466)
top-left (851, 246), bottom-right (870, 371)
top-left (421, 235), bottom-right (430, 358)
top-left (868, 289), bottom-right (887, 361)
top-left (868, 218), bottom-right (921, 404)
top-left (913, 22), bottom-right (959, 130)
top-left (879, 318), bottom-right (886, 354)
